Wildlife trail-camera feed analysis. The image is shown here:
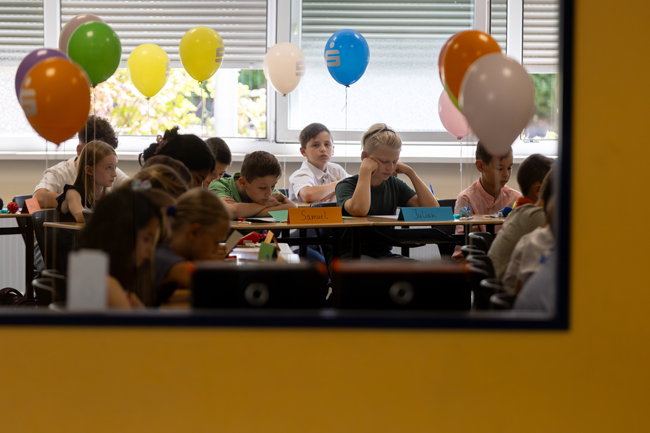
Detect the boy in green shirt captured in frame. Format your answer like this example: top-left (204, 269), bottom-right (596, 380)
top-left (209, 150), bottom-right (296, 219)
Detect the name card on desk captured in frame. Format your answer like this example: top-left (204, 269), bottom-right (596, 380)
top-left (397, 206), bottom-right (454, 222)
top-left (24, 197), bottom-right (41, 214)
top-left (288, 207), bottom-right (343, 224)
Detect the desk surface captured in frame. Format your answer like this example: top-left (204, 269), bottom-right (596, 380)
top-left (230, 217), bottom-right (375, 230)
top-left (44, 221), bottom-right (85, 230)
top-left (366, 215), bottom-right (506, 227)
top-left (0, 213), bottom-right (32, 219)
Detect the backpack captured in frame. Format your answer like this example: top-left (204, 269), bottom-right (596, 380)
top-left (0, 288), bottom-right (38, 308)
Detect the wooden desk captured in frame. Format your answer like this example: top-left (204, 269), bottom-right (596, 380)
top-left (367, 215), bottom-right (506, 245)
top-left (0, 213), bottom-right (35, 298)
top-left (229, 242), bottom-right (300, 263)
top-left (230, 218), bottom-right (374, 258)
top-left (43, 221), bottom-right (85, 231)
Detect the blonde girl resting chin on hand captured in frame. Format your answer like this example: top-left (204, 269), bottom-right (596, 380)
top-left (153, 189), bottom-right (232, 305)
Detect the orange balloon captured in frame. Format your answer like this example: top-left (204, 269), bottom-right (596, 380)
top-left (442, 30), bottom-right (502, 108)
top-left (19, 57), bottom-right (91, 145)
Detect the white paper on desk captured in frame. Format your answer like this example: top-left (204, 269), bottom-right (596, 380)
top-left (369, 214), bottom-right (399, 219)
top-left (225, 230), bottom-right (244, 254)
top-left (67, 249), bottom-right (108, 311)
top-left (245, 217), bottom-right (277, 222)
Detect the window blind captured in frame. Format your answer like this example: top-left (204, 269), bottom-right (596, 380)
top-left (60, 0), bottom-right (267, 68)
top-left (523, 0), bottom-right (558, 67)
top-left (301, 0), bottom-right (474, 40)
top-left (0, 0), bottom-right (44, 66)
top-left (490, 0), bottom-right (506, 53)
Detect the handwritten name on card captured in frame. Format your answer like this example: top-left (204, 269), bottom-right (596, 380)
top-left (397, 207), bottom-right (454, 222)
top-left (288, 207), bottom-right (343, 224)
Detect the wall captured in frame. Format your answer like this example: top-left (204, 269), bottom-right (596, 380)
top-left (2, 0), bottom-right (650, 431)
top-left (0, 158), bottom-right (521, 204)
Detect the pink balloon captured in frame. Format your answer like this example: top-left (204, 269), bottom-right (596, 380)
top-left (438, 90), bottom-right (471, 139)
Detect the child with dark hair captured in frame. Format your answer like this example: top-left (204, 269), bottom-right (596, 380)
top-left (451, 141), bottom-right (522, 261)
top-left (209, 150), bottom-right (297, 219)
top-left (289, 123), bottom-right (349, 203)
top-left (141, 155), bottom-right (193, 187)
top-left (140, 126), bottom-right (216, 188)
top-left (203, 137), bottom-right (232, 188)
top-left (77, 187), bottom-right (162, 308)
top-left (488, 157), bottom-right (554, 279)
top-left (513, 154), bottom-right (554, 208)
top-left (33, 115), bottom-right (130, 208)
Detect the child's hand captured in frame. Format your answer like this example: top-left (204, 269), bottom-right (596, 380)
top-left (265, 195), bottom-right (282, 208)
top-left (272, 192), bottom-right (286, 203)
top-left (360, 158), bottom-right (379, 176)
top-left (213, 243), bottom-right (227, 260)
top-left (393, 162), bottom-right (413, 176)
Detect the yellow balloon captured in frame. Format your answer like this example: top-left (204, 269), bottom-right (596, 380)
top-left (127, 44), bottom-right (170, 98)
top-left (179, 26), bottom-right (224, 82)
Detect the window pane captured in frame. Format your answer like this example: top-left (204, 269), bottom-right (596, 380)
top-left (0, 67), bottom-right (36, 136)
top-left (289, 0), bottom-right (474, 133)
top-left (93, 68), bottom-right (266, 138)
top-left (522, 73), bottom-right (558, 140)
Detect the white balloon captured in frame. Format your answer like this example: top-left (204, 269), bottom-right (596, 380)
top-left (460, 53), bottom-right (536, 155)
top-left (263, 42), bottom-right (305, 96)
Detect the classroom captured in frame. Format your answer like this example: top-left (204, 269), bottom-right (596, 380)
top-left (2, 0), bottom-right (649, 431)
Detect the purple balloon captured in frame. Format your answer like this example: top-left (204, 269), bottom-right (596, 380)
top-left (15, 48), bottom-right (68, 99)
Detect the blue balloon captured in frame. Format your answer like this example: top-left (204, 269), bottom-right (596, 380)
top-left (324, 30), bottom-right (370, 86)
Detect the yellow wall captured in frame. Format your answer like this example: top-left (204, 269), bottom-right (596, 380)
top-left (2, 1), bottom-right (649, 431)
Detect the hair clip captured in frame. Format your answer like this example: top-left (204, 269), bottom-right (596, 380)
top-left (166, 205), bottom-right (176, 216)
top-left (131, 179), bottom-right (152, 190)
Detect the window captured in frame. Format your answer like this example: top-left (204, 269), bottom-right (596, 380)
top-left (0, 0), bottom-right (44, 67)
top-left (277, 0), bottom-right (477, 143)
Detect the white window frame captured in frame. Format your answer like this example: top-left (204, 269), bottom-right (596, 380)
top-left (0, 0), bottom-right (558, 161)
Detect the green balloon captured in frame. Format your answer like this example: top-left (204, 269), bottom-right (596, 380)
top-left (67, 21), bottom-right (122, 86)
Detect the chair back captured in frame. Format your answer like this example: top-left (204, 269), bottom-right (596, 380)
top-left (466, 265), bottom-right (489, 309)
top-left (12, 194), bottom-right (32, 211)
top-left (468, 254), bottom-right (496, 279)
top-left (11, 194), bottom-right (33, 246)
top-left (32, 210), bottom-right (75, 275)
top-left (461, 245), bottom-right (485, 259)
top-left (469, 232), bottom-right (494, 251)
top-left (437, 198), bottom-right (457, 210)
top-left (32, 269), bottom-right (66, 306)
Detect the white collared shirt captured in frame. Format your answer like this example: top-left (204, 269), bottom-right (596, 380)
top-left (289, 160), bottom-right (350, 202)
top-left (33, 156), bottom-right (130, 195)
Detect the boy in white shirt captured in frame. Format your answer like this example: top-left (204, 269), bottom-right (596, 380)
top-left (33, 115), bottom-right (130, 208)
top-left (289, 123), bottom-right (350, 203)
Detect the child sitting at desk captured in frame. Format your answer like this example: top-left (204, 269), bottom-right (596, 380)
top-left (77, 187), bottom-right (162, 308)
top-left (451, 141), bottom-right (522, 261)
top-left (203, 137), bottom-right (233, 188)
top-left (289, 123), bottom-right (349, 203)
top-left (335, 123), bottom-right (439, 260)
top-left (154, 189), bottom-right (231, 305)
top-left (209, 150), bottom-right (297, 219)
top-left (140, 126), bottom-right (215, 188)
top-left (488, 156), bottom-right (554, 279)
top-left (56, 141), bottom-right (117, 223)
top-left (33, 115), bottom-right (129, 208)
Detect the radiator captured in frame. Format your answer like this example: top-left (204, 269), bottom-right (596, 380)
top-left (0, 218), bottom-right (26, 294)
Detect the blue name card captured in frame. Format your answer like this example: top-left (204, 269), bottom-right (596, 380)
top-left (397, 206), bottom-right (454, 222)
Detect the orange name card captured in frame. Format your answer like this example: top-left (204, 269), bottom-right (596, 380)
top-left (287, 207), bottom-right (343, 224)
top-left (24, 197), bottom-right (41, 214)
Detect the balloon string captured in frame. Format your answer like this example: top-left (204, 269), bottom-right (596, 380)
top-left (201, 82), bottom-right (205, 137)
top-left (344, 86), bottom-right (348, 173)
top-left (147, 97), bottom-right (150, 129)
